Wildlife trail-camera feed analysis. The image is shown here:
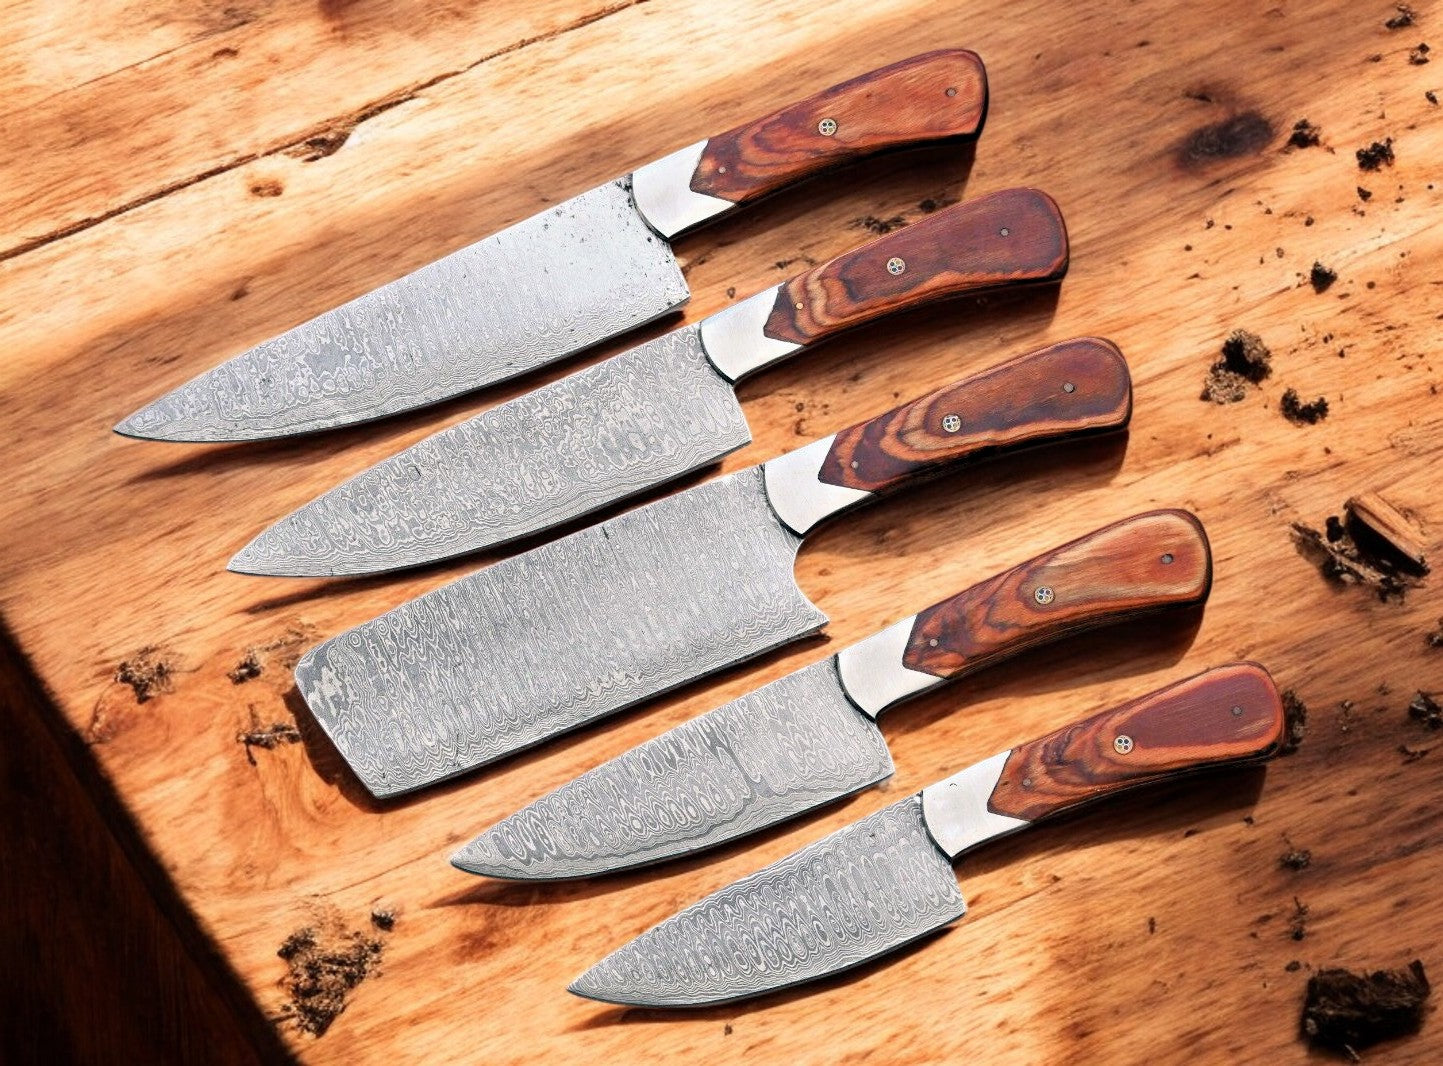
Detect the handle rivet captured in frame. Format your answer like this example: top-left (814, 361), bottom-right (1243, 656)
top-left (1062, 381), bottom-right (1076, 393)
top-left (1114, 734), bottom-right (1134, 755)
top-left (718, 165), bottom-right (727, 174)
top-left (1022, 776), bottom-right (1034, 789)
top-left (929, 638), bottom-right (939, 647)
top-left (850, 460), bottom-right (859, 469)
top-left (886, 257), bottom-right (906, 276)
top-left (1034, 586), bottom-right (1055, 605)
top-left (818, 118), bottom-right (838, 136)
top-left (942, 413), bottom-right (962, 433)
top-left (1000, 227), bottom-right (1010, 236)
top-left (1161, 553), bottom-right (1174, 565)
top-left (1231, 705), bottom-right (1244, 717)
top-left (945, 86), bottom-right (958, 97)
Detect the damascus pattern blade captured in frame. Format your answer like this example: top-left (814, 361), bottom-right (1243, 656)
top-left (295, 468), bottom-right (827, 797)
top-left (115, 181), bottom-right (690, 441)
top-left (453, 660), bottom-right (894, 879)
top-left (571, 794), bottom-right (964, 1006)
top-left (230, 327), bottom-right (750, 576)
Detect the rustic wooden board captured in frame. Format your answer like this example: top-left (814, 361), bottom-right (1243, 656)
top-left (2, 0), bottom-right (1440, 1061)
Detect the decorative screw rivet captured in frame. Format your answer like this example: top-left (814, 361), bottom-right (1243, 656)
top-left (942, 413), bottom-right (962, 433)
top-left (850, 459), bottom-right (859, 469)
top-left (946, 86), bottom-right (958, 97)
top-left (1231, 705), bottom-right (1244, 717)
top-left (818, 118), bottom-right (838, 136)
top-left (1114, 735), bottom-right (1134, 755)
top-left (886, 257), bottom-right (906, 275)
top-left (1063, 381), bottom-right (1076, 393)
top-left (1034, 586), bottom-right (1055, 605)
top-left (1022, 776), bottom-right (1034, 789)
top-left (929, 638), bottom-right (939, 647)
top-left (718, 165), bottom-right (727, 174)
top-left (1000, 227), bottom-right (1010, 236)
top-left (1161, 553), bottom-right (1174, 564)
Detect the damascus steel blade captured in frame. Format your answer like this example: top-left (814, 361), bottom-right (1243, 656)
top-left (453, 660), bottom-right (894, 879)
top-left (114, 180), bottom-right (690, 442)
top-left (570, 794), bottom-right (964, 1006)
top-left (230, 326), bottom-right (750, 576)
top-left (295, 468), bottom-right (827, 797)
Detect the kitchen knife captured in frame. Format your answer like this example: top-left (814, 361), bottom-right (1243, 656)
top-left (571, 662), bottom-right (1286, 1007)
top-left (229, 187), bottom-right (1069, 577)
top-left (113, 50), bottom-right (989, 443)
top-left (296, 337), bottom-right (1132, 798)
top-left (453, 509), bottom-right (1212, 879)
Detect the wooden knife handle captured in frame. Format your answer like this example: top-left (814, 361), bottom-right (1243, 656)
top-left (819, 337), bottom-right (1127, 495)
top-left (903, 509), bottom-right (1212, 678)
top-left (987, 663), bottom-right (1286, 822)
top-left (692, 50), bottom-right (988, 205)
top-left (764, 187), bottom-right (1068, 346)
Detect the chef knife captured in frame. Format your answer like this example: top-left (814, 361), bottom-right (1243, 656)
top-left (229, 187), bottom-right (1069, 576)
top-left (453, 508), bottom-right (1211, 879)
top-left (113, 50), bottom-right (989, 443)
top-left (571, 661), bottom-right (1286, 1007)
top-left (296, 337), bottom-right (1132, 797)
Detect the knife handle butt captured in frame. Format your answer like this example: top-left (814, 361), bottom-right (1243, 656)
top-left (986, 662), bottom-right (1286, 822)
top-left (763, 187), bottom-right (1068, 347)
top-left (903, 507), bottom-right (1210, 678)
top-left (691, 49), bottom-right (988, 206)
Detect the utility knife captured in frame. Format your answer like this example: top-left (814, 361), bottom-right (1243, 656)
top-left (453, 508), bottom-right (1212, 879)
top-left (114, 50), bottom-right (989, 443)
top-left (571, 662), bottom-right (1286, 1007)
top-left (296, 337), bottom-right (1133, 797)
top-left (229, 187), bottom-right (1068, 576)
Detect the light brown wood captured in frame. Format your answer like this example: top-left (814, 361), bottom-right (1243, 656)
top-left (2, 0), bottom-right (1441, 1063)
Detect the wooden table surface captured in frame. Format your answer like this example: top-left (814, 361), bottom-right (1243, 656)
top-left (3, 0), bottom-right (1440, 1061)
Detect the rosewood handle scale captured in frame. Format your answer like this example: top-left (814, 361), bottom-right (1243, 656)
top-left (819, 337), bottom-right (1130, 494)
top-left (763, 187), bottom-right (1069, 346)
top-left (988, 662), bottom-right (1286, 822)
top-left (692, 49), bottom-right (988, 204)
top-left (903, 508), bottom-right (1211, 678)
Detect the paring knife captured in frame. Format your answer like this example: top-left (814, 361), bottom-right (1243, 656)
top-left (114, 50), bottom-right (989, 443)
top-left (571, 662), bottom-right (1286, 1007)
top-left (229, 187), bottom-right (1069, 577)
top-left (296, 337), bottom-right (1133, 798)
top-left (453, 509), bottom-right (1211, 879)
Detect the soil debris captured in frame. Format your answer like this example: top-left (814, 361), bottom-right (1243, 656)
top-left (853, 214), bottom-right (907, 235)
top-left (1386, 5), bottom-right (1416, 30)
top-left (1427, 90), bottom-right (1438, 105)
top-left (917, 195), bottom-right (956, 214)
top-left (1280, 690), bottom-right (1308, 755)
top-left (249, 178), bottom-right (284, 198)
top-left (370, 908), bottom-right (397, 932)
top-left (1301, 960), bottom-right (1431, 1058)
top-left (1357, 185), bottom-right (1374, 202)
top-left (1291, 495), bottom-right (1428, 601)
top-left (1408, 691), bottom-right (1441, 730)
top-left (1400, 742), bottom-right (1431, 762)
top-left (1310, 261), bottom-right (1338, 292)
top-left (1356, 139), bottom-right (1395, 171)
top-left (1281, 388), bottom-right (1330, 425)
top-left (115, 646), bottom-right (177, 703)
top-left (1409, 43), bottom-right (1431, 65)
top-left (276, 909), bottom-right (389, 1037)
top-left (228, 623), bottom-right (317, 683)
top-left (1201, 329), bottom-right (1272, 403)
top-left (1281, 847), bottom-right (1313, 871)
top-left (1289, 897), bottom-right (1310, 940)
top-left (237, 709), bottom-right (302, 765)
top-left (1288, 119), bottom-right (1322, 149)
top-left (1426, 619), bottom-right (1443, 647)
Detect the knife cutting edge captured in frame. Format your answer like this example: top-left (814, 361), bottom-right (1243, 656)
top-left (228, 186), bottom-right (1069, 577)
top-left (452, 507), bottom-right (1211, 879)
top-left (114, 50), bottom-right (990, 443)
top-left (570, 662), bottom-right (1286, 1007)
top-left (295, 337), bottom-right (1133, 798)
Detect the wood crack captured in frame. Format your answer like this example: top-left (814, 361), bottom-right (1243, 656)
top-left (0, 0), bottom-right (647, 265)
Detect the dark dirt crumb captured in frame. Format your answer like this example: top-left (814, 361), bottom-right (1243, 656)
top-left (229, 652), bottom-right (264, 684)
top-left (237, 709), bottom-right (302, 765)
top-left (249, 178), bottom-right (284, 197)
top-left (917, 196), bottom-right (956, 214)
top-left (1301, 960), bottom-right (1430, 1058)
top-left (1367, 52), bottom-right (1384, 62)
top-left (724, 1023), bottom-right (734, 1035)
top-left (1310, 261), bottom-right (1338, 292)
top-left (1288, 119), bottom-right (1322, 149)
top-left (1408, 691), bottom-right (1441, 729)
top-left (1386, 4), bottom-right (1416, 29)
top-left (1356, 139), bottom-right (1395, 171)
top-left (1281, 847), bottom-right (1313, 871)
top-left (1400, 742), bottom-right (1432, 762)
top-left (1357, 185), bottom-right (1374, 202)
top-left (1288, 960), bottom-right (1304, 972)
top-left (1289, 897), bottom-right (1310, 941)
top-left (1410, 43), bottom-right (1431, 65)
top-left (725, 286), bottom-right (735, 299)
top-left (1281, 388), bottom-right (1330, 425)
top-left (228, 623), bottom-right (317, 683)
top-left (115, 646), bottom-right (176, 703)
top-left (1281, 690), bottom-right (1309, 755)
top-left (370, 908), bottom-right (396, 932)
top-left (276, 911), bottom-right (388, 1038)
top-left (1201, 329), bottom-right (1272, 403)
top-left (853, 214), bottom-right (907, 235)
top-left (1427, 90), bottom-right (1438, 105)
top-left (1148, 917), bottom-right (1157, 934)
top-left (1426, 619), bottom-right (1443, 647)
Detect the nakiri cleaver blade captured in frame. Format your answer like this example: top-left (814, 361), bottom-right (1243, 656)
top-left (113, 51), bottom-right (989, 443)
top-left (294, 338), bottom-right (1134, 798)
top-left (571, 662), bottom-right (1287, 1007)
top-left (452, 507), bottom-right (1212, 879)
top-left (228, 187), bottom-right (1070, 577)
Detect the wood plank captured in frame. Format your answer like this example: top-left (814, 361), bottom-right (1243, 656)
top-left (2, 0), bottom-right (1441, 1061)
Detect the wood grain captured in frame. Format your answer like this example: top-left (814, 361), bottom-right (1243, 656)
top-left (692, 49), bottom-right (987, 203)
top-left (819, 336), bottom-right (1130, 492)
top-left (904, 510), bottom-right (1209, 677)
top-left (763, 186), bottom-right (1068, 344)
top-left (989, 662), bottom-right (1285, 821)
top-left (3, 0), bottom-right (1443, 1062)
